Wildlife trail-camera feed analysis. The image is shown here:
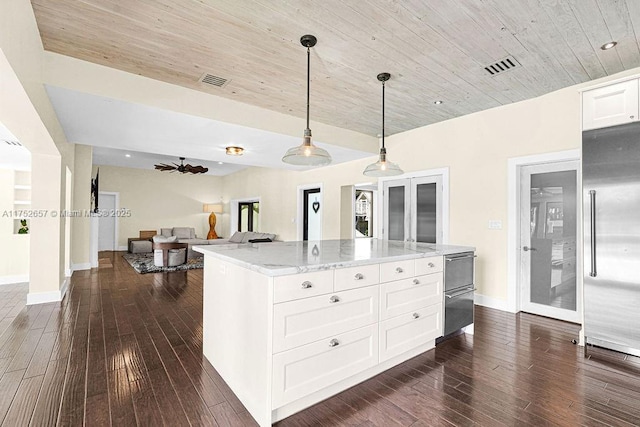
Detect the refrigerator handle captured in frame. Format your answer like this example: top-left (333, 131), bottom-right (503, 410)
top-left (589, 190), bottom-right (597, 277)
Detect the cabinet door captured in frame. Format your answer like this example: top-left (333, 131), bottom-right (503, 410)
top-left (272, 324), bottom-right (378, 408)
top-left (273, 286), bottom-right (378, 353)
top-left (379, 304), bottom-right (441, 362)
top-left (380, 273), bottom-right (442, 320)
top-left (583, 80), bottom-right (639, 131)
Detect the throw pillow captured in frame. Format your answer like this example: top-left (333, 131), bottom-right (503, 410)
top-left (153, 235), bottom-right (178, 243)
top-left (228, 232), bottom-right (245, 243)
top-left (160, 228), bottom-right (172, 237)
top-left (248, 238), bottom-right (272, 243)
top-left (172, 227), bottom-right (192, 239)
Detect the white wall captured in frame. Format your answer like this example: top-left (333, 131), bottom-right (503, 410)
top-left (0, 169), bottom-right (29, 283)
top-left (222, 66), bottom-right (640, 305)
top-left (95, 165), bottom-right (224, 247)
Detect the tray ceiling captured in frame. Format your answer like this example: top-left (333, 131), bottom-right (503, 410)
top-left (31, 0), bottom-right (640, 136)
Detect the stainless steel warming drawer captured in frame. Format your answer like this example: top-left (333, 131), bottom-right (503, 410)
top-left (443, 252), bottom-right (476, 336)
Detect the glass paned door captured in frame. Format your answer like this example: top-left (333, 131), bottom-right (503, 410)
top-left (520, 161), bottom-right (579, 322)
top-left (411, 176), bottom-right (442, 244)
top-left (383, 179), bottom-right (410, 241)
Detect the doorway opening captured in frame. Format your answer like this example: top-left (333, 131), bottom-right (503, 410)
top-left (297, 184), bottom-right (323, 241)
top-left (230, 197), bottom-right (261, 235)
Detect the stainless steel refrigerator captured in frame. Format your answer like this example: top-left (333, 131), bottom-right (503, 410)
top-left (583, 121), bottom-right (640, 357)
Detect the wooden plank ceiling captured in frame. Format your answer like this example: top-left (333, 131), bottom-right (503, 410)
top-left (31, 0), bottom-right (640, 137)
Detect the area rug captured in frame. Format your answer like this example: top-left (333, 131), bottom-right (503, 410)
top-left (122, 253), bottom-right (204, 274)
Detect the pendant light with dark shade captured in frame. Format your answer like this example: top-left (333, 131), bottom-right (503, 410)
top-left (363, 73), bottom-right (404, 177)
top-left (282, 35), bottom-right (332, 166)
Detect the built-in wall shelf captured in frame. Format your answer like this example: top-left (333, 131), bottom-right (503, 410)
top-left (13, 171), bottom-right (31, 235)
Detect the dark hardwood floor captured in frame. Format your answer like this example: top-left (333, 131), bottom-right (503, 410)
top-left (0, 251), bottom-right (639, 426)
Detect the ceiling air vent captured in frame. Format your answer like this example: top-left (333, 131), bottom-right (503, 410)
top-left (484, 56), bottom-right (521, 76)
top-left (199, 73), bottom-right (229, 88)
top-left (3, 139), bottom-right (22, 146)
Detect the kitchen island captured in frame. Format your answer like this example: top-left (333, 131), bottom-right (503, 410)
top-left (194, 239), bottom-right (474, 426)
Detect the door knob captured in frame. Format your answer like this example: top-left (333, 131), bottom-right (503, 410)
top-left (523, 246), bottom-right (537, 252)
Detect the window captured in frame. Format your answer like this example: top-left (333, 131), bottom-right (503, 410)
top-left (238, 201), bottom-right (259, 232)
top-left (355, 190), bottom-right (373, 237)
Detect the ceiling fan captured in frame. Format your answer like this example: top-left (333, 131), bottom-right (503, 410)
top-left (154, 157), bottom-right (209, 174)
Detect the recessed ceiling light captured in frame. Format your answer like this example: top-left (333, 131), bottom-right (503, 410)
top-left (226, 146), bottom-right (244, 156)
top-left (601, 41), bottom-right (617, 50)
top-left (434, 100), bottom-right (443, 105)
top-left (218, 161), bottom-right (223, 165)
top-left (125, 154), bottom-right (131, 158)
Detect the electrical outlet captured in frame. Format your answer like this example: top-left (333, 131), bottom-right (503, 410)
top-left (488, 220), bottom-right (502, 230)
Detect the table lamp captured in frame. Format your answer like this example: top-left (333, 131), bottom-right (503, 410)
top-left (203, 203), bottom-right (223, 239)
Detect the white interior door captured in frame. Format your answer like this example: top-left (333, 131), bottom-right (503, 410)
top-left (98, 193), bottom-right (116, 251)
top-left (383, 179), bottom-right (410, 241)
top-left (519, 161), bottom-right (580, 323)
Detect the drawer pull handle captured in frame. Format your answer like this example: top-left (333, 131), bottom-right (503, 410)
top-left (329, 339), bottom-right (340, 347)
top-left (413, 313), bottom-right (420, 319)
top-left (396, 267), bottom-right (404, 273)
top-left (413, 279), bottom-right (420, 285)
top-left (428, 262), bottom-right (435, 268)
top-left (354, 273), bottom-right (364, 280)
top-left (329, 295), bottom-right (340, 303)
top-left (301, 281), bottom-right (313, 289)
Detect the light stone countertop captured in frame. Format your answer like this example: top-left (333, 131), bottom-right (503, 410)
top-left (193, 239), bottom-right (475, 277)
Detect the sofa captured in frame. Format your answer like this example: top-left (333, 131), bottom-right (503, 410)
top-left (157, 227), bottom-right (276, 258)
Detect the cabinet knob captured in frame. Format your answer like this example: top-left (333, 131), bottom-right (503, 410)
top-left (354, 273), bottom-right (364, 280)
top-left (329, 295), bottom-right (340, 303)
top-left (413, 313), bottom-right (420, 319)
top-left (329, 338), bottom-right (340, 347)
top-left (396, 267), bottom-right (404, 273)
top-left (301, 281), bottom-right (312, 289)
top-left (631, 115), bottom-right (635, 119)
top-left (413, 279), bottom-right (420, 285)
top-left (428, 262), bottom-right (435, 268)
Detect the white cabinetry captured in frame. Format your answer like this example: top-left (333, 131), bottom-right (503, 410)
top-left (203, 254), bottom-right (444, 426)
top-left (582, 79), bottom-right (639, 131)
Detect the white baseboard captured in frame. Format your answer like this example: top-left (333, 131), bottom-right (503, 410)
top-left (71, 262), bottom-right (91, 272)
top-left (0, 275), bottom-right (29, 285)
top-left (27, 277), bottom-right (69, 305)
top-left (475, 293), bottom-right (509, 312)
top-left (117, 245), bottom-right (127, 251)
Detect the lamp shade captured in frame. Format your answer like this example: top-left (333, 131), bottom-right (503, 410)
top-left (363, 147), bottom-right (404, 177)
top-left (282, 133), bottom-right (332, 166)
top-left (203, 204), bottom-right (223, 213)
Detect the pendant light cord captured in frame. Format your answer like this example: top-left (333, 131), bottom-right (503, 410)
top-left (381, 79), bottom-right (385, 150)
top-left (306, 47), bottom-right (311, 130)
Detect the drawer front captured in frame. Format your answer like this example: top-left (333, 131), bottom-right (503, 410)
top-left (273, 286), bottom-right (379, 353)
top-left (272, 324), bottom-right (378, 408)
top-left (379, 304), bottom-right (441, 363)
top-left (380, 259), bottom-right (415, 283)
top-left (273, 270), bottom-right (334, 304)
top-left (415, 256), bottom-right (443, 275)
top-left (334, 264), bottom-right (380, 292)
top-left (380, 273), bottom-right (442, 320)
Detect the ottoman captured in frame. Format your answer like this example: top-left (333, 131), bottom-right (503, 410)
top-left (130, 240), bottom-right (152, 253)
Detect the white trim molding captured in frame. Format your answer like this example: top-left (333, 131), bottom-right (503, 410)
top-left (507, 149), bottom-right (581, 314)
top-left (71, 262), bottom-right (91, 272)
top-left (474, 293), bottom-right (509, 312)
top-left (27, 277), bottom-right (69, 305)
top-left (0, 275), bottom-right (29, 285)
